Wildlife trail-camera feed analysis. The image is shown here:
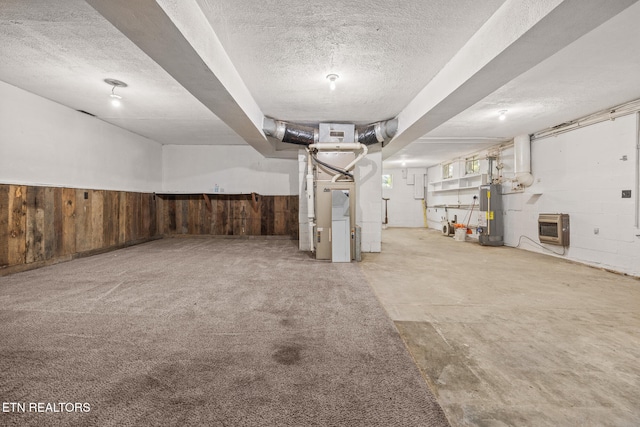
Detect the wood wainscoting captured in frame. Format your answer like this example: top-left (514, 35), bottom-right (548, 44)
top-left (0, 187), bottom-right (299, 275)
top-left (0, 185), bottom-right (159, 275)
top-left (156, 194), bottom-right (299, 239)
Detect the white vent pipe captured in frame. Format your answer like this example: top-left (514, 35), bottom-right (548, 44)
top-left (514, 134), bottom-right (534, 187)
top-left (331, 144), bottom-right (368, 183)
top-left (308, 143), bottom-right (368, 182)
top-left (305, 148), bottom-right (315, 253)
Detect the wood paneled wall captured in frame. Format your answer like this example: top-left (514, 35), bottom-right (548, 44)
top-left (0, 185), bottom-right (159, 274)
top-left (0, 187), bottom-right (298, 275)
top-left (158, 194), bottom-right (298, 239)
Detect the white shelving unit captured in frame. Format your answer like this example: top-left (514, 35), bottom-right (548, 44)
top-left (428, 173), bottom-right (487, 193)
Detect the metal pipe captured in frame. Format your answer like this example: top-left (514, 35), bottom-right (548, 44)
top-left (331, 143), bottom-right (368, 182)
top-left (427, 204), bottom-right (476, 209)
top-left (308, 143), bottom-right (362, 151)
top-left (532, 98), bottom-right (640, 141)
top-left (312, 153), bottom-right (353, 179)
top-left (514, 134), bottom-right (534, 187)
top-left (356, 119), bottom-right (398, 146)
top-left (487, 188), bottom-right (491, 236)
top-left (487, 156), bottom-right (495, 183)
top-left (263, 118), bottom-right (318, 145)
top-left (264, 118), bottom-right (398, 147)
top-left (306, 148), bottom-right (315, 252)
top-left (636, 112), bottom-right (640, 228)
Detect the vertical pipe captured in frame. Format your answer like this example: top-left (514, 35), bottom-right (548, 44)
top-left (487, 156), bottom-right (494, 183)
top-left (635, 112), bottom-right (640, 228)
top-left (514, 134), bottom-right (534, 187)
top-left (306, 149), bottom-right (315, 252)
top-left (487, 186), bottom-right (492, 236)
top-left (331, 143), bottom-right (368, 182)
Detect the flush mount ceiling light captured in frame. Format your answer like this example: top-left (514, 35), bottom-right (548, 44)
top-left (326, 74), bottom-right (339, 91)
top-left (498, 110), bottom-right (508, 121)
top-left (104, 78), bottom-right (128, 107)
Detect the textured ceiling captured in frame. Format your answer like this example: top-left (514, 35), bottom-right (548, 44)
top-left (0, 0), bottom-right (246, 145)
top-left (1, 0), bottom-right (640, 167)
top-left (198, 0), bottom-right (505, 124)
top-left (427, 0), bottom-right (640, 141)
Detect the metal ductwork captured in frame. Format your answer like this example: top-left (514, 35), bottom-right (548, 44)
top-left (356, 119), bottom-right (398, 146)
top-left (263, 118), bottom-right (318, 145)
top-left (514, 134), bottom-right (534, 187)
top-left (263, 117), bottom-right (398, 146)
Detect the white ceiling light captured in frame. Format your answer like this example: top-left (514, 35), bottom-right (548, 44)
top-left (498, 110), bottom-right (507, 121)
top-left (326, 74), bottom-right (339, 91)
top-left (104, 78), bottom-right (128, 107)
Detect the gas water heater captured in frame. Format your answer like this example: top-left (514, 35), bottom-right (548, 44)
top-left (478, 183), bottom-right (504, 246)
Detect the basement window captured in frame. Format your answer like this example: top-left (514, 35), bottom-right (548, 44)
top-left (465, 156), bottom-right (480, 175)
top-left (442, 163), bottom-right (454, 179)
top-left (382, 174), bottom-right (393, 189)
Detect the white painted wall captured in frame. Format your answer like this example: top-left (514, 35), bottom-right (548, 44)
top-left (382, 168), bottom-right (427, 227)
top-left (299, 149), bottom-right (383, 253)
top-left (504, 114), bottom-right (639, 277)
top-left (426, 114), bottom-right (640, 277)
top-left (0, 81), bottom-right (162, 192)
top-left (425, 158), bottom-right (491, 234)
top-left (162, 145), bottom-right (298, 195)
top-left (355, 151), bottom-right (383, 252)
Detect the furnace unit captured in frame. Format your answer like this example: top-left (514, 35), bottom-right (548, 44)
top-left (307, 123), bottom-right (363, 262)
top-left (314, 181), bottom-right (356, 262)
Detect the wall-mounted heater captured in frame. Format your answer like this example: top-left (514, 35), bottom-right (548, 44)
top-left (538, 214), bottom-right (570, 246)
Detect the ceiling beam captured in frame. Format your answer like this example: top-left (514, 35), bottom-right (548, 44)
top-left (85, 0), bottom-right (288, 158)
top-left (384, 0), bottom-right (639, 159)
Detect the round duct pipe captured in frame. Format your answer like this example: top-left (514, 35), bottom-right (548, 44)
top-left (356, 119), bottom-right (398, 146)
top-left (263, 118), bottom-right (318, 146)
top-left (514, 134), bottom-right (534, 187)
top-left (263, 117), bottom-right (397, 146)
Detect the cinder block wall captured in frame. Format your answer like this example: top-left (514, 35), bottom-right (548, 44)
top-left (425, 114), bottom-right (640, 277)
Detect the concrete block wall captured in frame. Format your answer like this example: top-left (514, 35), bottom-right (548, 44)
top-left (426, 113), bottom-right (640, 277)
top-left (502, 114), bottom-right (639, 276)
top-left (382, 167), bottom-right (427, 228)
top-left (426, 158), bottom-right (493, 233)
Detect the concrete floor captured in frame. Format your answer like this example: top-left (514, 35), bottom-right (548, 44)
top-left (360, 228), bottom-right (640, 427)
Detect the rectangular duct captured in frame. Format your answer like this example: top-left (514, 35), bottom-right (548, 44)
top-left (319, 123), bottom-right (355, 144)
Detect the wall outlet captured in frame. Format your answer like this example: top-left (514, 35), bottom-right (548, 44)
top-left (622, 190), bottom-right (631, 198)
top-left (594, 228), bottom-right (599, 235)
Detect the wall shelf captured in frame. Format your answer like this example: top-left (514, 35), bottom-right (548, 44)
top-left (428, 173), bottom-right (487, 193)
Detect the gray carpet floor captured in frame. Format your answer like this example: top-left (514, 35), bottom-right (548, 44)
top-left (0, 238), bottom-right (449, 426)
